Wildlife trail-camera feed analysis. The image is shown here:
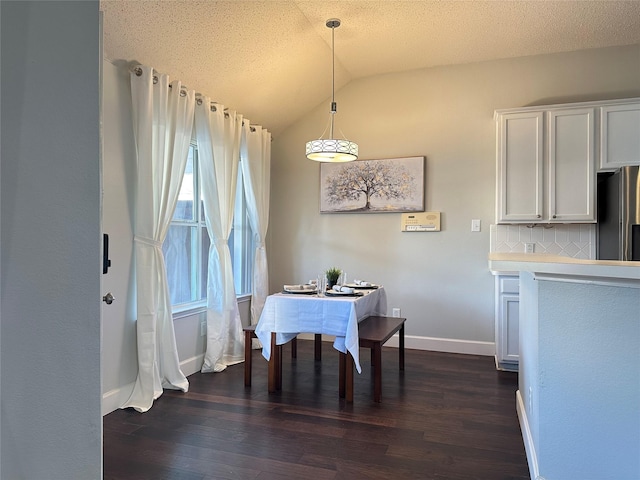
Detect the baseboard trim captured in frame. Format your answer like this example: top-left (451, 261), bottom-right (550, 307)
top-left (298, 333), bottom-right (494, 357)
top-left (102, 382), bottom-right (134, 416)
top-left (516, 389), bottom-right (540, 480)
top-left (102, 354), bottom-right (205, 416)
top-left (393, 334), bottom-right (494, 356)
top-left (495, 355), bottom-right (519, 372)
top-left (180, 353), bottom-right (205, 377)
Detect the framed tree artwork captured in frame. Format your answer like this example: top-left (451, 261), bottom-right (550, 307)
top-left (319, 156), bottom-right (425, 213)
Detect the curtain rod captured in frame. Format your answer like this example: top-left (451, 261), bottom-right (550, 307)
top-left (129, 63), bottom-right (266, 135)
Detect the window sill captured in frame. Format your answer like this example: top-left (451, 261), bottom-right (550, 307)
top-left (171, 293), bottom-right (252, 320)
top-left (172, 303), bottom-right (207, 320)
top-left (237, 293), bottom-right (252, 303)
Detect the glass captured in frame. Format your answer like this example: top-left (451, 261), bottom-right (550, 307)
top-left (317, 274), bottom-right (327, 296)
top-left (229, 168), bottom-right (255, 296)
top-left (163, 224), bottom-right (195, 305)
top-left (173, 147), bottom-right (196, 221)
top-left (200, 227), bottom-right (210, 300)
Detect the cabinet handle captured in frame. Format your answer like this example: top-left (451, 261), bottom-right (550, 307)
top-left (552, 214), bottom-right (557, 219)
top-left (537, 215), bottom-right (541, 219)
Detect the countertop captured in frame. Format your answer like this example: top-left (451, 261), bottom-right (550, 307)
top-left (488, 253), bottom-right (640, 281)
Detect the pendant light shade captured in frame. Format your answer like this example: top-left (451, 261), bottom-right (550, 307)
top-left (305, 19), bottom-right (358, 162)
top-left (306, 137), bottom-right (359, 162)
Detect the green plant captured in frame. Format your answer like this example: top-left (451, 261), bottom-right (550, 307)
top-left (325, 267), bottom-right (342, 285)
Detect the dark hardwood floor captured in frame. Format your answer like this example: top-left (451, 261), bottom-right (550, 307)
top-left (104, 340), bottom-right (530, 480)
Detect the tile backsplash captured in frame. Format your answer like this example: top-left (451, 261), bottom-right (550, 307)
top-left (490, 224), bottom-right (596, 259)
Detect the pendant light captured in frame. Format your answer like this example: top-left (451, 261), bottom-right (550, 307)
top-left (305, 18), bottom-right (358, 162)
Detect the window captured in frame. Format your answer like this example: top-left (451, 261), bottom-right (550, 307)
top-left (229, 166), bottom-right (255, 296)
top-left (163, 144), bottom-right (254, 312)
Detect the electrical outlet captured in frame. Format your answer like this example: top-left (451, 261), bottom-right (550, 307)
top-left (525, 243), bottom-right (535, 254)
top-left (392, 308), bottom-right (401, 318)
top-left (200, 321), bottom-right (206, 337)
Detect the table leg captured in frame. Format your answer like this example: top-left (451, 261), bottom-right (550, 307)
top-left (276, 338), bottom-right (283, 391)
top-left (345, 352), bottom-right (354, 403)
top-left (244, 329), bottom-right (252, 387)
top-left (399, 324), bottom-right (405, 371)
top-left (268, 332), bottom-right (277, 393)
top-left (314, 334), bottom-right (322, 361)
top-left (373, 343), bottom-right (382, 403)
top-left (339, 352), bottom-right (346, 398)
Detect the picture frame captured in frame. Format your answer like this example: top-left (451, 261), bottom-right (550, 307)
top-left (319, 156), bottom-right (425, 213)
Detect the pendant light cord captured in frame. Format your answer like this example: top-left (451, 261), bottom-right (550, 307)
top-left (331, 24), bottom-right (335, 107)
top-left (329, 23), bottom-right (336, 139)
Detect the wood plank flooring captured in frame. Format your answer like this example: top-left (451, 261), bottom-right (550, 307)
top-left (103, 340), bottom-right (530, 480)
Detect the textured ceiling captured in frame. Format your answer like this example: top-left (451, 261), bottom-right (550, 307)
top-left (101, 0), bottom-right (640, 136)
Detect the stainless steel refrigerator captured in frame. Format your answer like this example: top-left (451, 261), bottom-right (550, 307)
top-left (597, 166), bottom-right (640, 261)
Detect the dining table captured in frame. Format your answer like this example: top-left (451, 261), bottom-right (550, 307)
top-left (255, 285), bottom-right (388, 402)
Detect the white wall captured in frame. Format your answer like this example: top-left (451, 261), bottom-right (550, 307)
top-left (269, 44), bottom-right (640, 354)
top-left (0, 2), bottom-right (102, 478)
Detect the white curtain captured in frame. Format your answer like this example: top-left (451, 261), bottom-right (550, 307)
top-left (195, 97), bottom-right (244, 372)
top-left (240, 122), bottom-right (271, 329)
top-left (123, 65), bottom-right (194, 412)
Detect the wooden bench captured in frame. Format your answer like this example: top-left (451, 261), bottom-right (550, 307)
top-left (339, 315), bottom-right (406, 403)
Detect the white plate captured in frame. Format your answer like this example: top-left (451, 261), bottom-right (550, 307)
top-left (344, 283), bottom-right (378, 289)
top-left (283, 284), bottom-right (317, 294)
top-left (325, 290), bottom-right (362, 297)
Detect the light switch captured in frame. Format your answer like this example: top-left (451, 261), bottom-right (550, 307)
top-left (471, 219), bottom-right (481, 232)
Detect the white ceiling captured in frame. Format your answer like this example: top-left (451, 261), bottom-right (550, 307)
top-left (101, 0), bottom-right (640, 136)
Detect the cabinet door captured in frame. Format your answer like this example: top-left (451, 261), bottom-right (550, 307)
top-left (496, 276), bottom-right (519, 369)
top-left (497, 112), bottom-right (544, 223)
top-left (498, 294), bottom-right (520, 365)
top-left (600, 103), bottom-right (640, 170)
top-left (548, 108), bottom-right (596, 222)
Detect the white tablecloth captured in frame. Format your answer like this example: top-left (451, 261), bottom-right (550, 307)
top-left (255, 287), bottom-right (387, 373)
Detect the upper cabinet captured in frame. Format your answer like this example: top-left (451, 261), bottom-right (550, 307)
top-left (496, 107), bottom-right (595, 224)
top-left (547, 108), bottom-right (595, 223)
top-left (496, 112), bottom-right (544, 222)
top-left (600, 102), bottom-right (640, 170)
top-left (495, 98), bottom-right (640, 224)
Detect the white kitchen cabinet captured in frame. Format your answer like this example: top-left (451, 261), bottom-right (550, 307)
top-left (600, 102), bottom-right (640, 170)
top-left (496, 106), bottom-right (596, 224)
top-left (495, 275), bottom-right (519, 371)
top-left (496, 112), bottom-right (544, 222)
top-left (547, 108), bottom-right (596, 222)
top-left (496, 107), bottom-right (596, 223)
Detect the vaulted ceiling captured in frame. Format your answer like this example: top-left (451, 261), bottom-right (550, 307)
top-left (101, 0), bottom-right (640, 136)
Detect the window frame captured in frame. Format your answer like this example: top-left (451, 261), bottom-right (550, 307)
top-left (164, 142), bottom-right (254, 317)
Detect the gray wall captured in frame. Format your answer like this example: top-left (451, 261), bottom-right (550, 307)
top-left (269, 44), bottom-right (640, 353)
top-left (520, 271), bottom-right (640, 479)
top-left (0, 1), bottom-right (102, 478)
